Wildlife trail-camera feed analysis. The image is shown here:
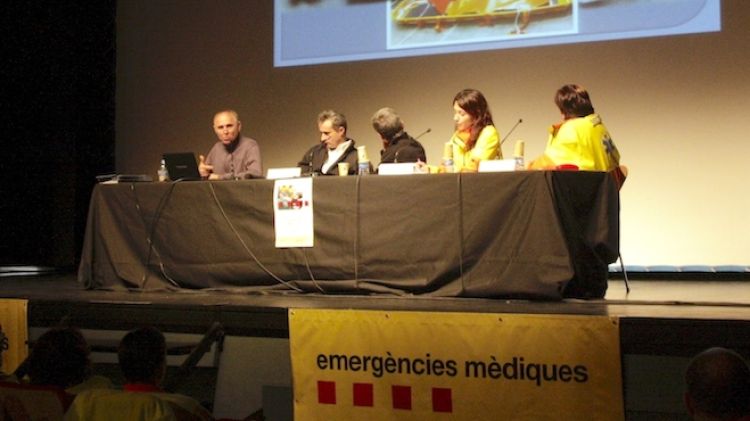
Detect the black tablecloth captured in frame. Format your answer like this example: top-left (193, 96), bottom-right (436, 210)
top-left (78, 171), bottom-right (619, 299)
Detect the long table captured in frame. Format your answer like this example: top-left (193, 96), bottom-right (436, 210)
top-left (78, 171), bottom-right (619, 299)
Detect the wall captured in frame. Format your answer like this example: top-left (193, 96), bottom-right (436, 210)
top-left (116, 1), bottom-right (750, 267)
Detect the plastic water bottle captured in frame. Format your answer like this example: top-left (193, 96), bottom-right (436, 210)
top-left (358, 161), bottom-right (370, 175)
top-left (158, 159), bottom-right (169, 182)
top-left (443, 158), bottom-right (454, 174)
top-left (514, 140), bottom-right (525, 171)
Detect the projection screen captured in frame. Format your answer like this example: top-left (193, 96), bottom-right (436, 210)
top-left (275, 0), bottom-right (720, 67)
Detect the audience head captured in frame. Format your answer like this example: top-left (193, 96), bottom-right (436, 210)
top-left (213, 109), bottom-right (242, 146)
top-left (452, 89), bottom-right (494, 149)
top-left (27, 327), bottom-right (91, 389)
top-left (371, 107), bottom-right (405, 144)
top-left (317, 110), bottom-right (348, 150)
top-left (0, 324), bottom-right (8, 371)
top-left (555, 84), bottom-right (595, 120)
top-left (118, 327), bottom-right (167, 386)
top-left (685, 347), bottom-right (750, 421)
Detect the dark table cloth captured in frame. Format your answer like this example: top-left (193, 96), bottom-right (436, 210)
top-left (78, 171), bottom-right (619, 299)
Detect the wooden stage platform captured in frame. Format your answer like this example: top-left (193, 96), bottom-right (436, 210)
top-left (1, 273), bottom-right (749, 357)
top-left (2, 272), bottom-right (749, 419)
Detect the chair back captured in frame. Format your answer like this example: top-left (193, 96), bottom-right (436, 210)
top-left (612, 165), bottom-right (628, 190)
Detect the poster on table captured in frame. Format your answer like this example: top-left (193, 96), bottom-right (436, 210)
top-left (274, 178), bottom-right (314, 248)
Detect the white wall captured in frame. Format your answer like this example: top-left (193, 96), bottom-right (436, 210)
top-left (116, 1), bottom-right (750, 266)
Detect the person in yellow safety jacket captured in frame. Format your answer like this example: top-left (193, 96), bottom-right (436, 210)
top-left (528, 84), bottom-right (620, 172)
top-left (449, 88), bottom-right (502, 172)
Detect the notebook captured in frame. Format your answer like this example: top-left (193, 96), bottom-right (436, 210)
top-left (162, 152), bottom-right (202, 181)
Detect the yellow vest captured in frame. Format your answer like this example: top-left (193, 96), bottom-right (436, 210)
top-left (450, 125), bottom-right (501, 171)
top-left (540, 114), bottom-right (620, 171)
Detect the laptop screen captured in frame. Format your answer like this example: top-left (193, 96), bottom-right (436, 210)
top-left (162, 152), bottom-right (202, 181)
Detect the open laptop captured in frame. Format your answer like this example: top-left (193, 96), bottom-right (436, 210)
top-left (162, 152), bottom-right (202, 181)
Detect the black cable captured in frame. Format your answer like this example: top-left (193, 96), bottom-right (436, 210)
top-left (301, 248), bottom-right (325, 293)
top-left (206, 182), bottom-right (303, 292)
top-left (354, 175), bottom-right (362, 288)
top-left (456, 173), bottom-right (465, 286)
top-left (131, 182), bottom-right (182, 289)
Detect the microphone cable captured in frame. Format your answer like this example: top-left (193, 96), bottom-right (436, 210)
top-left (206, 181), bottom-right (303, 292)
top-left (301, 248), bottom-right (325, 293)
top-left (131, 181), bottom-right (182, 290)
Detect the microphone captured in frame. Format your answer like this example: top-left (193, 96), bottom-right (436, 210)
top-left (414, 128), bottom-right (432, 139)
top-left (298, 143), bottom-right (325, 176)
top-left (500, 119), bottom-right (523, 145)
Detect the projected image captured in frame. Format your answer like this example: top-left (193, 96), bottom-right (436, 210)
top-left (273, 0), bottom-right (720, 67)
top-left (389, 0), bottom-right (577, 49)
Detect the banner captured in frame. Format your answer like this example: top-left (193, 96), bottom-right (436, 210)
top-left (0, 299), bottom-right (28, 374)
top-left (274, 178), bottom-right (314, 248)
top-left (290, 309), bottom-right (623, 420)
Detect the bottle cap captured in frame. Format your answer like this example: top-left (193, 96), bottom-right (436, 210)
top-left (514, 140), bottom-right (525, 158)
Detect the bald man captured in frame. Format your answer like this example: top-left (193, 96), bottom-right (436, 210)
top-left (199, 110), bottom-right (262, 180)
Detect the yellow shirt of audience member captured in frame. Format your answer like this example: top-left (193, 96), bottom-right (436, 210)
top-left (450, 125), bottom-right (501, 172)
top-left (529, 114), bottom-right (619, 171)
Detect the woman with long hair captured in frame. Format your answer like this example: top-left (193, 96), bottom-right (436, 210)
top-left (449, 89), bottom-right (501, 171)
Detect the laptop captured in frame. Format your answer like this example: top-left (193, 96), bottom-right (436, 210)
top-left (162, 152), bottom-right (202, 181)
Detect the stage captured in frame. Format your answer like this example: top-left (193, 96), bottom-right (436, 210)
top-left (2, 273), bottom-right (749, 354)
top-left (2, 272), bottom-right (750, 419)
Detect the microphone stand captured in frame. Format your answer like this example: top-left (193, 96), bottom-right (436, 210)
top-left (500, 118), bottom-right (523, 145)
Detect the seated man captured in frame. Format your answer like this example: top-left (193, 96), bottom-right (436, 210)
top-left (684, 347), bottom-right (750, 421)
top-left (528, 84), bottom-right (620, 171)
top-left (298, 110), bottom-right (359, 176)
top-left (371, 107), bottom-right (426, 168)
top-left (199, 109), bottom-right (262, 180)
top-left (117, 327), bottom-right (212, 420)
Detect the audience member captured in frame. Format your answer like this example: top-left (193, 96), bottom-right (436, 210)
top-left (0, 324), bottom-right (16, 383)
top-left (26, 327), bottom-right (110, 392)
top-left (528, 84), bottom-right (621, 171)
top-left (118, 327), bottom-right (212, 420)
top-left (371, 107), bottom-right (426, 168)
top-left (685, 347), bottom-right (750, 421)
top-left (199, 110), bottom-right (263, 180)
top-left (449, 89), bottom-right (501, 172)
top-left (298, 110), bottom-right (359, 176)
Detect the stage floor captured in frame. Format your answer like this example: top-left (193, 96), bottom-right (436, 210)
top-left (2, 273), bottom-right (749, 356)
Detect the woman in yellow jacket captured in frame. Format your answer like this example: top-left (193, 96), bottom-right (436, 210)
top-left (449, 89), bottom-right (501, 172)
top-left (528, 84), bottom-right (620, 171)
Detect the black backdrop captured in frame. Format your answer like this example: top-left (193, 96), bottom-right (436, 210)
top-left (0, 2), bottom-right (116, 268)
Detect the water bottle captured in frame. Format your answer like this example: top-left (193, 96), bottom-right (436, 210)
top-left (158, 159), bottom-right (169, 182)
top-left (358, 161), bottom-right (370, 175)
top-left (514, 140), bottom-right (525, 171)
top-left (442, 158), bottom-right (454, 174)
